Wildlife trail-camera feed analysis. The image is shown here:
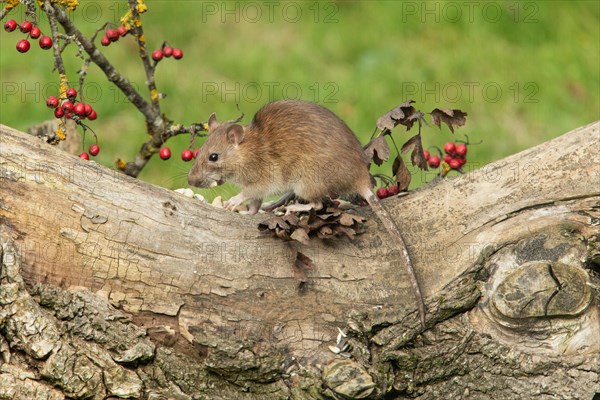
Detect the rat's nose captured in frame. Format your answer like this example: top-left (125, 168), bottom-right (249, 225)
top-left (188, 171), bottom-right (200, 187)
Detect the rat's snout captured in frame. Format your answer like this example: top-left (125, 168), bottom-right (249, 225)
top-left (187, 171), bottom-right (202, 188)
top-left (187, 160), bottom-right (206, 188)
top-left (188, 160), bottom-right (223, 188)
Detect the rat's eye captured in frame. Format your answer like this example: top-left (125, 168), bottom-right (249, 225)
top-left (208, 153), bottom-right (219, 162)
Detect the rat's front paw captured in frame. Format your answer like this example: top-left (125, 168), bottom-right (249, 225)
top-left (224, 192), bottom-right (247, 211)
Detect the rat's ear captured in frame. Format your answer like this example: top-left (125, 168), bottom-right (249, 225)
top-left (227, 124), bottom-right (245, 146)
top-left (208, 113), bottom-right (219, 131)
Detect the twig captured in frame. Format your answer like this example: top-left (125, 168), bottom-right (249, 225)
top-left (121, 123), bottom-right (208, 176)
top-left (128, 0), bottom-right (160, 111)
top-left (43, 1), bottom-right (66, 76)
top-left (24, 0), bottom-right (37, 24)
top-left (44, 1), bottom-right (160, 129)
top-left (77, 23), bottom-right (111, 102)
top-left (41, 1), bottom-right (206, 178)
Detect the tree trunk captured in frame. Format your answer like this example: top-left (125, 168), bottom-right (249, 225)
top-left (0, 121), bottom-right (599, 399)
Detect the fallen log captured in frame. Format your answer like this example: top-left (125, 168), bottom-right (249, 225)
top-left (0, 121), bottom-right (598, 399)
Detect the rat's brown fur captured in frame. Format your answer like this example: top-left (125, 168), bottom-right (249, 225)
top-left (189, 100), bottom-right (372, 202)
top-left (189, 100), bottom-right (426, 327)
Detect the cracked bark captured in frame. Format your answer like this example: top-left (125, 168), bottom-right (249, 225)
top-left (0, 121), bottom-right (599, 399)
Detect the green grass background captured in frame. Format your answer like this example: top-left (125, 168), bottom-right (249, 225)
top-left (1, 1), bottom-right (598, 200)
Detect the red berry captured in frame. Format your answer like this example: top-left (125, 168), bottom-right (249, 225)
top-left (79, 152), bottom-right (90, 160)
top-left (457, 157), bottom-right (466, 167)
top-left (100, 35), bottom-right (110, 46)
top-left (455, 143), bottom-right (467, 157)
top-left (87, 110), bottom-right (97, 120)
top-left (449, 158), bottom-right (462, 170)
top-left (172, 48), bottom-right (183, 59)
top-left (66, 88), bottom-right (77, 100)
top-left (116, 25), bottom-right (128, 36)
top-left (39, 36), bottom-right (52, 49)
top-left (181, 149), bottom-right (194, 161)
top-left (444, 142), bottom-right (456, 155)
top-left (423, 149), bottom-right (430, 161)
top-left (443, 154), bottom-right (453, 164)
top-left (159, 147), bottom-right (171, 160)
top-left (163, 45), bottom-right (173, 57)
top-left (152, 50), bottom-right (163, 61)
top-left (376, 187), bottom-right (389, 199)
top-left (84, 103), bottom-right (93, 116)
top-left (16, 39), bottom-right (30, 53)
top-left (193, 148), bottom-right (199, 158)
top-left (54, 107), bottom-right (65, 118)
top-left (46, 96), bottom-right (59, 109)
top-left (19, 20), bottom-right (32, 33)
top-left (74, 102), bottom-right (86, 116)
top-left (61, 101), bottom-right (74, 112)
top-left (29, 26), bottom-right (41, 39)
top-left (65, 112), bottom-right (73, 119)
top-left (428, 155), bottom-right (441, 168)
top-left (4, 19), bottom-right (17, 32)
top-left (388, 185), bottom-right (399, 196)
top-left (89, 144), bottom-right (100, 156)
top-left (106, 28), bottom-right (119, 42)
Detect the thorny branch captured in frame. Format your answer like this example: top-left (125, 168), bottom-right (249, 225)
top-left (45, 1), bottom-right (158, 124)
top-left (43, 2), bottom-right (65, 76)
top-left (1, 1), bottom-right (210, 178)
top-left (76, 23), bottom-right (111, 102)
top-left (127, 0), bottom-right (160, 110)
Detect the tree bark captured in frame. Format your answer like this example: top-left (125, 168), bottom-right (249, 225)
top-left (0, 121), bottom-right (599, 399)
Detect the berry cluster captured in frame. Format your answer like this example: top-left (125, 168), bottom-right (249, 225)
top-left (46, 87), bottom-right (97, 121)
top-left (79, 144), bottom-right (100, 160)
top-left (152, 44), bottom-right (184, 62)
top-left (376, 185), bottom-right (400, 199)
top-left (158, 147), bottom-right (198, 161)
top-left (423, 150), bottom-right (440, 168)
top-left (100, 25), bottom-right (129, 46)
top-left (442, 141), bottom-right (467, 170)
top-left (424, 141), bottom-right (468, 171)
top-left (4, 19), bottom-right (53, 53)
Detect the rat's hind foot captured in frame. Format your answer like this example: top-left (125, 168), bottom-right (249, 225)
top-left (247, 198), bottom-right (263, 215)
top-left (262, 192), bottom-right (296, 212)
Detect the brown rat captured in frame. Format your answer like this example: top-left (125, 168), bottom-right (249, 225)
top-left (188, 100), bottom-right (426, 327)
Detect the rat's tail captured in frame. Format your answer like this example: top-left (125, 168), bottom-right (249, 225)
top-left (363, 188), bottom-right (427, 328)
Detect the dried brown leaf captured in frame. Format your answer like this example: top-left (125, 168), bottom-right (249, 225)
top-left (259, 205), bottom-right (366, 242)
top-left (393, 155), bottom-right (411, 191)
top-left (283, 213), bottom-right (299, 226)
top-left (400, 134), bottom-right (427, 169)
top-left (411, 140), bottom-right (427, 169)
top-left (400, 134), bottom-right (419, 154)
top-left (333, 226), bottom-right (357, 240)
top-left (376, 100), bottom-right (418, 131)
top-left (325, 207), bottom-right (343, 215)
top-left (297, 214), bottom-right (311, 228)
top-left (318, 226), bottom-right (333, 238)
top-left (317, 213), bottom-right (336, 220)
top-left (339, 213), bottom-right (366, 227)
top-left (293, 251), bottom-right (314, 284)
top-left (295, 251), bottom-right (315, 271)
top-left (306, 218), bottom-right (328, 231)
top-left (290, 228), bottom-right (310, 245)
top-left (430, 108), bottom-right (467, 133)
top-left (275, 229), bottom-right (290, 240)
top-left (363, 136), bottom-right (390, 166)
top-left (258, 217), bottom-right (288, 233)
